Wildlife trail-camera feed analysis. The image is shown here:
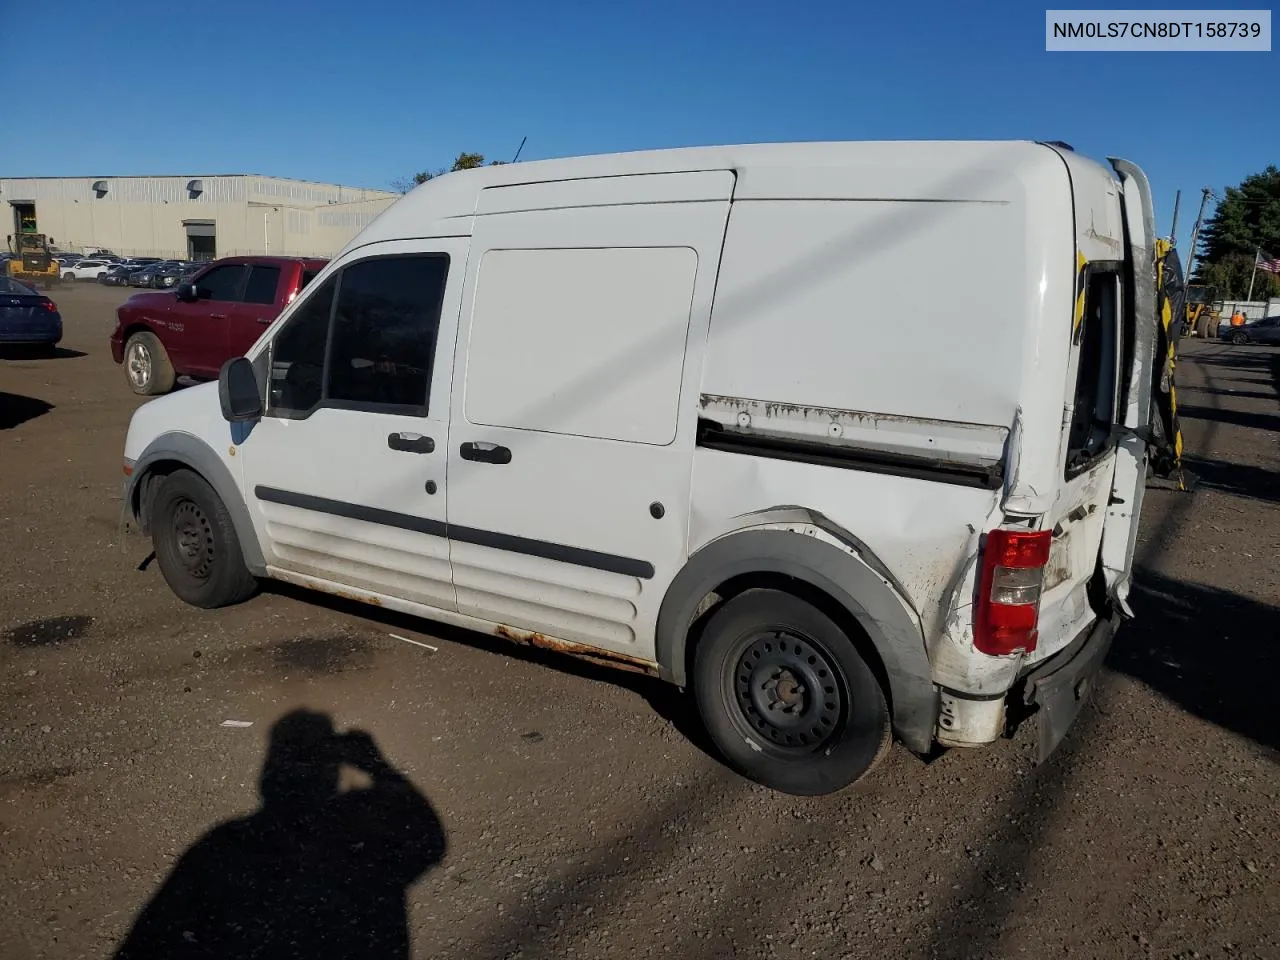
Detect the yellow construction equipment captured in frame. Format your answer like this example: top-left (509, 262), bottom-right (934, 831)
top-left (1184, 283), bottom-right (1221, 339)
top-left (5, 233), bottom-right (61, 288)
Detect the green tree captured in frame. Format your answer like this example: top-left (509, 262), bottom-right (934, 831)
top-left (1191, 165), bottom-right (1280, 299)
top-left (391, 152), bottom-right (508, 193)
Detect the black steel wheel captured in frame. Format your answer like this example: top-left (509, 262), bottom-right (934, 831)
top-left (732, 630), bottom-right (845, 752)
top-left (170, 498), bottom-right (216, 581)
top-left (694, 588), bottom-right (891, 795)
top-left (150, 469), bottom-right (257, 609)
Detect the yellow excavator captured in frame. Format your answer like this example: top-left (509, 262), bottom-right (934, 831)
top-left (1184, 283), bottom-right (1221, 339)
top-left (5, 232), bottom-right (61, 288)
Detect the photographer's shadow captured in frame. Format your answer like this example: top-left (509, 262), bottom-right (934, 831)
top-left (114, 710), bottom-right (447, 960)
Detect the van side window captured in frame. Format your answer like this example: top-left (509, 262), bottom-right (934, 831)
top-left (326, 255), bottom-right (448, 411)
top-left (1065, 268), bottom-right (1121, 475)
top-left (268, 277), bottom-right (334, 414)
top-left (266, 254), bottom-right (448, 419)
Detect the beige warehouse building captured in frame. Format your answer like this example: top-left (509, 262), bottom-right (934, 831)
top-left (1, 174), bottom-right (398, 261)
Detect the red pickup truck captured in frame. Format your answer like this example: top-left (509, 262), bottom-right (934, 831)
top-left (110, 255), bottom-right (327, 395)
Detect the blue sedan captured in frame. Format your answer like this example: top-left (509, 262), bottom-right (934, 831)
top-left (0, 276), bottom-right (63, 351)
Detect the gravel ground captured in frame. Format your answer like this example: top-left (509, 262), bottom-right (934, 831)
top-left (1, 283), bottom-right (1277, 960)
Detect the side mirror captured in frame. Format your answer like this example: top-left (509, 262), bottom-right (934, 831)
top-left (218, 357), bottom-right (263, 423)
top-left (176, 282), bottom-right (197, 302)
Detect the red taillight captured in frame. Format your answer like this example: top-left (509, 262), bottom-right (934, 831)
top-left (973, 528), bottom-right (1052, 656)
top-left (41, 299), bottom-right (57, 312)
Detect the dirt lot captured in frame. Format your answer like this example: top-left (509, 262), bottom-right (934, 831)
top-left (1, 282), bottom-right (1277, 960)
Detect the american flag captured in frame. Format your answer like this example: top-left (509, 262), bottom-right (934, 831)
top-left (1257, 249), bottom-right (1280, 275)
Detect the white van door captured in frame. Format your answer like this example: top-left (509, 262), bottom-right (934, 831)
top-left (1032, 256), bottom-right (1126, 660)
top-left (1099, 158), bottom-right (1158, 610)
top-left (239, 238), bottom-right (467, 611)
top-left (445, 171), bottom-right (734, 661)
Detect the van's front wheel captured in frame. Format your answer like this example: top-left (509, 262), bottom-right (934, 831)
top-left (693, 588), bottom-right (891, 796)
top-left (150, 469), bottom-right (258, 609)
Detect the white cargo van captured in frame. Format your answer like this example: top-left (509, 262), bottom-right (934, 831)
top-left (120, 141), bottom-right (1161, 795)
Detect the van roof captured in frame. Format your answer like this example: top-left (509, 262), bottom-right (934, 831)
top-left (351, 140), bottom-right (1119, 248)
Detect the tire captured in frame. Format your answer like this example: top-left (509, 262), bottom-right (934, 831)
top-left (150, 469), bottom-right (258, 609)
top-left (693, 588), bottom-right (892, 796)
top-left (123, 330), bottom-right (176, 395)
top-left (62, 272), bottom-right (74, 281)
top-left (97, 272), bottom-right (107, 280)
top-left (1232, 331), bottom-right (1248, 344)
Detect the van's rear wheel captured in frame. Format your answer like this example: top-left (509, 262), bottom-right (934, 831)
top-left (150, 469), bottom-right (257, 609)
top-left (693, 588), bottom-right (891, 796)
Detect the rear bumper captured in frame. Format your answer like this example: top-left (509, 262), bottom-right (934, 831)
top-left (1016, 611), bottom-right (1119, 762)
top-left (936, 611), bottom-right (1119, 757)
top-left (0, 322), bottom-right (62, 345)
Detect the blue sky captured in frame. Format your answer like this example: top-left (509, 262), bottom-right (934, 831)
top-left (2, 0), bottom-right (1273, 253)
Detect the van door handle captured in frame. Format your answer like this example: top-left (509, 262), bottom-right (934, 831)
top-left (210, 312), bottom-right (228, 319)
top-left (459, 441), bottom-right (512, 464)
top-left (255, 317), bottom-right (271, 325)
top-left (388, 432), bottom-right (435, 454)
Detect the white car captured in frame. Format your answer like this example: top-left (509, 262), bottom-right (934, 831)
top-left (61, 259), bottom-right (113, 281)
top-left (120, 140), bottom-right (1165, 796)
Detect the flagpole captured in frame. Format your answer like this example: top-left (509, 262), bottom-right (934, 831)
top-left (1246, 247), bottom-right (1260, 303)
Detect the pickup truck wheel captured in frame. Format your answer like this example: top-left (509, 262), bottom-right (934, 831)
top-left (693, 588), bottom-right (891, 796)
top-left (124, 331), bottom-right (176, 395)
top-left (150, 469), bottom-right (257, 609)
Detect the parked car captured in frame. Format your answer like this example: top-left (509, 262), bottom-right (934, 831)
top-left (118, 142), bottom-right (1165, 796)
top-left (111, 255), bottom-right (327, 394)
top-left (55, 254), bottom-right (83, 267)
top-left (150, 261), bottom-right (192, 289)
top-left (0, 276), bottom-right (62, 351)
top-left (129, 264), bottom-right (165, 287)
top-left (101, 264), bottom-right (140, 286)
top-left (61, 258), bottom-right (114, 281)
top-left (1220, 316), bottom-right (1280, 345)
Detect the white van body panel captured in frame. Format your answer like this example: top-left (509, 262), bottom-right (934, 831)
top-left (688, 449), bottom-right (1003, 638)
top-left (446, 172), bottom-right (733, 659)
top-left (123, 381), bottom-right (238, 479)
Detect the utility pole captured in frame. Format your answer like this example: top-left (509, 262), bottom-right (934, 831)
top-left (1169, 189), bottom-right (1181, 240)
top-left (1185, 186), bottom-right (1212, 280)
top-left (1246, 247), bottom-right (1260, 302)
